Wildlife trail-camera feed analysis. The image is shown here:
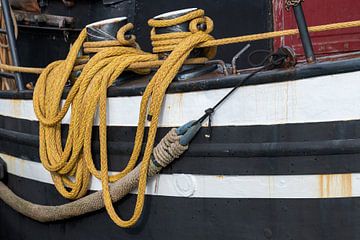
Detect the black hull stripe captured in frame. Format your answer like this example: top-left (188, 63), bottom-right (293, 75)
top-left (5, 114), bottom-right (360, 144)
top-left (2, 115), bottom-right (360, 175)
top-left (1, 174), bottom-right (360, 240)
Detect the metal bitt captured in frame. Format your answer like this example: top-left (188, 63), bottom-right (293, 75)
top-left (287, 0), bottom-right (316, 63)
top-left (1, 0), bottom-right (24, 90)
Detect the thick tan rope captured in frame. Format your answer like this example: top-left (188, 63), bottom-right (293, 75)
top-left (0, 128), bottom-right (187, 222)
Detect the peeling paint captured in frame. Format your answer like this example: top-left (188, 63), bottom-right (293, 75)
top-left (319, 174), bottom-right (352, 198)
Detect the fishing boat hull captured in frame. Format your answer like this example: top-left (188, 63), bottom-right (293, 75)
top-left (1, 66), bottom-right (360, 239)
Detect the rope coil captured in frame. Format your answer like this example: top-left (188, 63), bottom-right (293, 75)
top-left (148, 9), bottom-right (217, 59)
top-left (32, 15), bottom-right (214, 228)
top-left (33, 24), bottom-right (158, 227)
top-left (83, 23), bottom-right (139, 54)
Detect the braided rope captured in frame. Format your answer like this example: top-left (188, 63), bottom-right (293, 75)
top-left (148, 9), bottom-right (217, 59)
top-left (32, 17), bottom-right (208, 228)
top-left (33, 24), bottom-right (159, 227)
top-left (153, 128), bottom-right (188, 168)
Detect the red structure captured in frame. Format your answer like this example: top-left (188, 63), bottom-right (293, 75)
top-left (273, 0), bottom-right (360, 56)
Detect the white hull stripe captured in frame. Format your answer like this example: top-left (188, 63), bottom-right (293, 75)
top-left (1, 153), bottom-right (359, 199)
top-left (1, 71), bottom-right (360, 127)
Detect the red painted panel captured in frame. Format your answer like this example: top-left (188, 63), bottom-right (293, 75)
top-left (273, 0), bottom-right (360, 56)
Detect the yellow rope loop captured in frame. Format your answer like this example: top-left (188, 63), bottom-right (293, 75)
top-left (189, 16), bottom-right (214, 34)
top-left (116, 23), bottom-right (137, 46)
top-left (33, 23), bottom-right (157, 202)
top-left (148, 9), bottom-right (217, 60)
top-left (189, 16), bottom-right (217, 59)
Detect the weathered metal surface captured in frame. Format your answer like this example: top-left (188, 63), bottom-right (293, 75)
top-left (14, 10), bottom-right (75, 28)
top-left (273, 0), bottom-right (360, 56)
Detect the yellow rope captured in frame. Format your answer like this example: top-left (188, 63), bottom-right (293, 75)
top-left (32, 9), bottom-right (360, 229)
top-left (33, 20), bottom-right (212, 228)
top-left (0, 63), bottom-right (43, 74)
top-left (199, 19), bottom-right (360, 48)
top-left (34, 24), bottom-right (153, 219)
top-left (101, 31), bottom-right (214, 228)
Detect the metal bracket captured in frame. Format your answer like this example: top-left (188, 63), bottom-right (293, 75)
top-left (276, 46), bottom-right (297, 68)
top-left (231, 44), bottom-right (251, 74)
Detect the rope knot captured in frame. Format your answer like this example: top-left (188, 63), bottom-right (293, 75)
top-left (116, 23), bottom-right (137, 46)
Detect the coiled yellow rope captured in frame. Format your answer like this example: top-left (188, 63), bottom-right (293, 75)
top-left (34, 23), bottom-right (155, 223)
top-left (27, 9), bottom-right (360, 229)
top-left (33, 16), bottom-right (215, 228)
